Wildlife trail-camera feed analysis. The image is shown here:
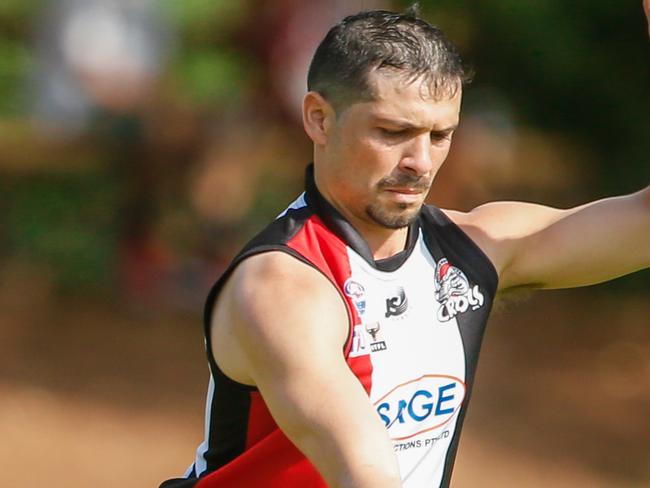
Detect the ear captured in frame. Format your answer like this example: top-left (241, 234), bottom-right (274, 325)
top-left (302, 91), bottom-right (335, 146)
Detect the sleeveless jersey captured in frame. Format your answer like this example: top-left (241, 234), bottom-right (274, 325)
top-left (161, 165), bottom-right (498, 488)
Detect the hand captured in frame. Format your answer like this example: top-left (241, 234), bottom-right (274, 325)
top-left (644, 0), bottom-right (650, 36)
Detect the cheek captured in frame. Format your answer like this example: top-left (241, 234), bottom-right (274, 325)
top-left (361, 138), bottom-right (404, 169)
top-left (431, 143), bottom-right (452, 165)
top-left (342, 137), bottom-right (396, 176)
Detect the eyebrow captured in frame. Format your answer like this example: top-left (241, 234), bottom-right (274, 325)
top-left (371, 116), bottom-right (458, 133)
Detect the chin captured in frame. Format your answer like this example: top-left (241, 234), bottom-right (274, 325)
top-left (365, 203), bottom-right (422, 229)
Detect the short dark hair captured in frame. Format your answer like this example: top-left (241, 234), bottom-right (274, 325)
top-left (307, 6), bottom-right (470, 114)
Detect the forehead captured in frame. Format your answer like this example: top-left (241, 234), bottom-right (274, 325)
top-left (343, 71), bottom-right (462, 128)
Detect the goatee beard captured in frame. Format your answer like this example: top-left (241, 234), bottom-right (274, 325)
top-left (365, 202), bottom-right (422, 229)
top-left (367, 173), bottom-right (430, 228)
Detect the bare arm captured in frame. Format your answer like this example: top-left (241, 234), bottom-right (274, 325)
top-left (452, 3), bottom-right (650, 288)
top-left (211, 252), bottom-right (401, 488)
top-left (448, 186), bottom-right (650, 291)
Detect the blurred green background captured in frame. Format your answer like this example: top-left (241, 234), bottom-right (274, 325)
top-left (0, 1), bottom-right (648, 487)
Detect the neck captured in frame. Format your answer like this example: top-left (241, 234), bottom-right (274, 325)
top-left (314, 183), bottom-right (410, 260)
top-left (308, 162), bottom-right (413, 261)
top-left (334, 207), bottom-right (410, 260)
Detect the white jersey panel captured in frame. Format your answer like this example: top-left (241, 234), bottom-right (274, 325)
top-left (345, 234), bottom-right (467, 488)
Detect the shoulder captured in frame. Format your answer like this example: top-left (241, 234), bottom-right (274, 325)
top-left (231, 251), bottom-right (346, 325)
top-left (211, 250), bottom-right (350, 384)
top-left (441, 201), bottom-right (548, 245)
top-left (440, 201), bottom-right (565, 282)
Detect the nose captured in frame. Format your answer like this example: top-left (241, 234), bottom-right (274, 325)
top-left (399, 133), bottom-right (433, 177)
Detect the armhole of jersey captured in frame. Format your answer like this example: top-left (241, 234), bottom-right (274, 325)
top-left (203, 245), bottom-right (354, 392)
top-left (425, 205), bottom-right (500, 294)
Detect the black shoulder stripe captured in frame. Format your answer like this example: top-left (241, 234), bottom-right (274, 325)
top-left (419, 205), bottom-right (499, 488)
top-left (419, 205), bottom-right (499, 297)
top-left (159, 477), bottom-right (198, 487)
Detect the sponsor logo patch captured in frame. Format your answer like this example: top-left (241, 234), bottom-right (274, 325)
top-left (374, 374), bottom-right (466, 441)
top-left (385, 287), bottom-right (408, 318)
top-left (434, 258), bottom-right (485, 322)
top-left (393, 430), bottom-right (450, 452)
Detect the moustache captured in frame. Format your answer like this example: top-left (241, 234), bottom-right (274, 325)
top-left (377, 174), bottom-right (432, 191)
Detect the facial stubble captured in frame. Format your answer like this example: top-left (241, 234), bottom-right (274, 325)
top-left (365, 174), bottom-right (432, 229)
top-left (365, 200), bottom-right (422, 229)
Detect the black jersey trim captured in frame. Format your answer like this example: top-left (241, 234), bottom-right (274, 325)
top-left (203, 378), bottom-right (252, 473)
top-left (305, 163), bottom-right (419, 272)
top-left (159, 478), bottom-right (198, 488)
top-left (420, 205), bottom-right (499, 294)
top-left (417, 205), bottom-right (498, 488)
top-left (373, 224), bottom-right (419, 272)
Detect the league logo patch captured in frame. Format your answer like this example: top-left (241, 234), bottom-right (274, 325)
top-left (348, 322), bottom-right (387, 357)
top-left (434, 258), bottom-right (485, 322)
top-left (365, 321), bottom-right (387, 352)
top-left (344, 278), bottom-right (366, 315)
top-left (348, 324), bottom-right (369, 358)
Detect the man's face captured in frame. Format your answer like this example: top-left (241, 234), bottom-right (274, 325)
top-left (316, 71), bottom-right (462, 230)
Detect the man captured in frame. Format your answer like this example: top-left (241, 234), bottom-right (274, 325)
top-left (161, 8), bottom-right (649, 488)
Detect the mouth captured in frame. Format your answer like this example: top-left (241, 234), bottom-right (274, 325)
top-left (383, 188), bottom-right (424, 204)
top-left (385, 187), bottom-right (422, 194)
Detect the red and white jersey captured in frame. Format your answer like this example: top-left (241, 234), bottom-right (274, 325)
top-left (161, 165), bottom-right (498, 488)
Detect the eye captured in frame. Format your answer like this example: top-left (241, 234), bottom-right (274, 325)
top-left (430, 130), bottom-right (453, 144)
top-left (379, 128), bottom-right (408, 139)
